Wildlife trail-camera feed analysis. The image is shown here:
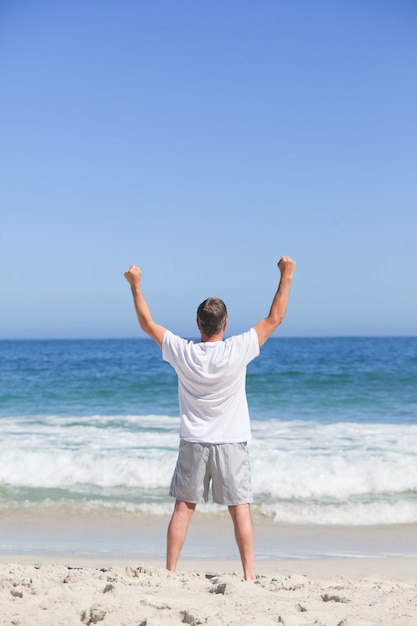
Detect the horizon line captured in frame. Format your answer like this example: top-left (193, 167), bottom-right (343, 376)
top-left (1, 335), bottom-right (416, 341)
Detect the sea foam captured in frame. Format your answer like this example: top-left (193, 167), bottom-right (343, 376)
top-left (0, 414), bottom-right (416, 525)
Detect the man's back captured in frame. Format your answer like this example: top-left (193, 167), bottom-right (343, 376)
top-left (162, 328), bottom-right (260, 443)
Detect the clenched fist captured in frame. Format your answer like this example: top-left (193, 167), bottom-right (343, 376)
top-left (124, 264), bottom-right (142, 287)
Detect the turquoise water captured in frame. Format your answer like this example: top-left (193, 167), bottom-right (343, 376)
top-left (0, 337), bottom-right (416, 526)
top-left (2, 337), bottom-right (416, 423)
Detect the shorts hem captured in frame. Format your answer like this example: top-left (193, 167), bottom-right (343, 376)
top-left (169, 495), bottom-right (205, 504)
top-left (213, 499), bottom-right (254, 506)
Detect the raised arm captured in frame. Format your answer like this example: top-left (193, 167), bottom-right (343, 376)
top-left (254, 256), bottom-right (296, 347)
top-left (124, 265), bottom-right (167, 348)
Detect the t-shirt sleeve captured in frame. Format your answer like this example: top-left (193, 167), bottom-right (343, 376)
top-left (231, 327), bottom-right (260, 365)
top-left (247, 327), bottom-right (261, 362)
top-left (162, 330), bottom-right (183, 366)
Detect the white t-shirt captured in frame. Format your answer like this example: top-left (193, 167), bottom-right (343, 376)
top-left (162, 327), bottom-right (260, 443)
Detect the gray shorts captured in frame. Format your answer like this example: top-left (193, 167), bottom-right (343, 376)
top-left (169, 440), bottom-right (253, 506)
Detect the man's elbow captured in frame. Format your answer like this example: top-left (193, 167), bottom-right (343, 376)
top-left (276, 313), bottom-right (285, 327)
top-left (268, 313), bottom-right (285, 331)
top-left (139, 318), bottom-right (153, 336)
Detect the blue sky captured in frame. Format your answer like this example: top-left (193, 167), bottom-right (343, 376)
top-left (1, 0), bottom-right (416, 339)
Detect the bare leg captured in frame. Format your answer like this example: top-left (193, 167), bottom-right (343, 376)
top-left (228, 503), bottom-right (256, 580)
top-left (166, 500), bottom-right (196, 572)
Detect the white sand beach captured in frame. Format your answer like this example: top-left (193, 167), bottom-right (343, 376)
top-left (0, 512), bottom-right (416, 625)
top-left (1, 555), bottom-right (416, 625)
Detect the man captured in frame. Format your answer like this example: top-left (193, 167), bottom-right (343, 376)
top-left (124, 256), bottom-right (296, 580)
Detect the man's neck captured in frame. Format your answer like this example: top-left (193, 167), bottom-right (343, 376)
top-left (200, 332), bottom-right (225, 343)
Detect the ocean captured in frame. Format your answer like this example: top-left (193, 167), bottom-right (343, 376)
top-left (1, 336), bottom-right (416, 536)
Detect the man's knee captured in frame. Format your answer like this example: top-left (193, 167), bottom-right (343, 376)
top-left (173, 500), bottom-right (196, 518)
top-left (228, 503), bottom-right (252, 522)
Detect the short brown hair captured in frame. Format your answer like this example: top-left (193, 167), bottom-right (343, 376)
top-left (197, 297), bottom-right (228, 336)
